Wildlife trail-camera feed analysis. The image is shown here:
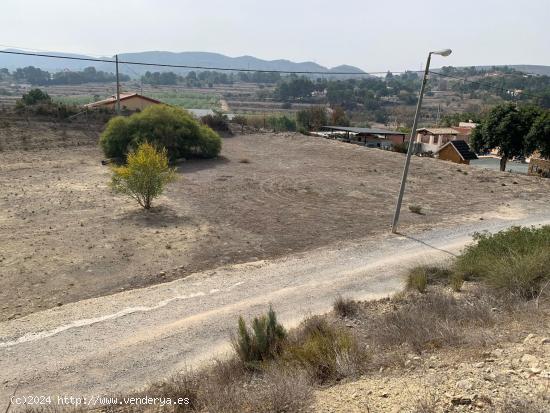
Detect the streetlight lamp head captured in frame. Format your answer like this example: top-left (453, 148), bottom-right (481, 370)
top-left (431, 49), bottom-right (452, 57)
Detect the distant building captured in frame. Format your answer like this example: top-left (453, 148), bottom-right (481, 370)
top-left (415, 127), bottom-right (459, 152)
top-left (321, 126), bottom-right (407, 149)
top-left (85, 93), bottom-right (162, 112)
top-left (452, 121), bottom-right (478, 143)
top-left (436, 140), bottom-right (478, 165)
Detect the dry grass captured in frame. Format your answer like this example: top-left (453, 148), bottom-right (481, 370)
top-left (368, 290), bottom-right (493, 353)
top-left (500, 398), bottom-right (549, 413)
top-left (333, 295), bottom-right (359, 317)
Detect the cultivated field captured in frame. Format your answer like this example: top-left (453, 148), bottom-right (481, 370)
top-left (1, 123), bottom-right (550, 322)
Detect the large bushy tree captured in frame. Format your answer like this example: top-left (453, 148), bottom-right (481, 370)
top-left (470, 103), bottom-right (543, 171)
top-left (100, 105), bottom-right (222, 160)
top-left (526, 110), bottom-right (550, 159)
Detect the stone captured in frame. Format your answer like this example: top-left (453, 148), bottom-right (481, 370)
top-left (541, 337), bottom-right (550, 345)
top-left (456, 379), bottom-right (474, 391)
top-left (451, 397), bottom-right (472, 406)
top-left (520, 354), bottom-right (538, 367)
top-left (523, 333), bottom-right (536, 344)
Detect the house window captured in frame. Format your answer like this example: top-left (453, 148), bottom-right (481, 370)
top-left (433, 136), bottom-right (439, 144)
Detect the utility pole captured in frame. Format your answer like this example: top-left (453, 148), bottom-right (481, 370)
top-left (391, 49), bottom-right (452, 234)
top-left (115, 54), bottom-right (121, 115)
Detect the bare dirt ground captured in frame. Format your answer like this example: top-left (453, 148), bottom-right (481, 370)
top-left (1, 122), bottom-right (550, 322)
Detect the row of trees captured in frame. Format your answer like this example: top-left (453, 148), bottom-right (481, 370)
top-left (140, 70), bottom-right (282, 87)
top-left (2, 66), bottom-right (130, 85)
top-left (471, 103), bottom-right (550, 170)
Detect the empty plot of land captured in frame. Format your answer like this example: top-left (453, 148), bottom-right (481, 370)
top-left (1, 127), bottom-right (549, 321)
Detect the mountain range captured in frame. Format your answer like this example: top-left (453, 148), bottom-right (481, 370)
top-left (0, 49), bottom-right (366, 77)
top-left (1, 49), bottom-right (550, 78)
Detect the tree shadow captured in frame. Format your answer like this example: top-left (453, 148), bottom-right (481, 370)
top-left (116, 204), bottom-right (192, 228)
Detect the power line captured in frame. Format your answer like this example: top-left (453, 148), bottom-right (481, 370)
top-left (0, 49), bottom-right (546, 100)
top-left (0, 49), bottom-right (407, 76)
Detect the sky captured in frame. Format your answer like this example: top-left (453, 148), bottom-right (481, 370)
top-left (1, 0), bottom-right (549, 72)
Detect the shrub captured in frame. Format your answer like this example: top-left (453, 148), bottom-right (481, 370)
top-left (296, 106), bottom-right (328, 131)
top-left (409, 205), bottom-right (423, 214)
top-left (100, 105), bottom-right (222, 160)
top-left (110, 142), bottom-right (176, 210)
top-left (266, 115), bottom-right (296, 132)
top-left (406, 267), bottom-right (428, 293)
top-left (450, 273), bottom-right (465, 292)
top-left (284, 316), bottom-right (367, 383)
top-left (333, 295), bottom-right (358, 317)
top-left (370, 291), bottom-right (492, 353)
top-left (455, 226), bottom-right (550, 299)
top-left (392, 142), bottom-right (409, 153)
top-left (232, 114), bottom-right (247, 132)
top-left (201, 110), bottom-right (230, 132)
top-left (233, 306), bottom-right (287, 366)
top-left (21, 88), bottom-right (51, 105)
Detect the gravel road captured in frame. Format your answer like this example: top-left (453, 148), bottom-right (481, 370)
top-left (2, 212), bottom-right (550, 402)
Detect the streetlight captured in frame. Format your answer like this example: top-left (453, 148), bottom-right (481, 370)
top-left (390, 49), bottom-right (452, 234)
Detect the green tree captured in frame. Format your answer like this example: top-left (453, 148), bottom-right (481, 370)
top-left (330, 106), bottom-right (350, 126)
top-left (21, 88), bottom-right (51, 105)
top-left (526, 110), bottom-right (550, 159)
top-left (111, 142), bottom-right (176, 210)
top-left (296, 106), bottom-right (328, 131)
top-left (100, 105), bottom-right (222, 160)
top-left (471, 103), bottom-right (542, 171)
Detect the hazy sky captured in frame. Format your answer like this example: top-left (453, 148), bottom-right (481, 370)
top-left (1, 0), bottom-right (549, 72)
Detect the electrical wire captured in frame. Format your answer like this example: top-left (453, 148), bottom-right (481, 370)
top-left (0, 49), bottom-right (546, 100)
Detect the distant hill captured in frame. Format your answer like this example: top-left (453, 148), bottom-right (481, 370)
top-left (0, 49), bottom-right (367, 78)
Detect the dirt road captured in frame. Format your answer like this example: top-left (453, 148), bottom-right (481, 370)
top-left (2, 212), bottom-right (550, 402)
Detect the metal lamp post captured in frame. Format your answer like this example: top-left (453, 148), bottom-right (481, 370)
top-left (390, 49), bottom-right (452, 234)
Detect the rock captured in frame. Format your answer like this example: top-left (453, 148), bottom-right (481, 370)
top-left (491, 348), bottom-right (504, 357)
top-left (380, 392), bottom-right (389, 398)
top-left (451, 397), bottom-right (472, 406)
top-left (456, 379), bottom-right (474, 391)
top-left (523, 333), bottom-right (536, 344)
top-left (528, 367), bottom-right (542, 375)
top-left (474, 362), bottom-right (484, 368)
top-left (541, 337), bottom-right (550, 345)
top-left (520, 354), bottom-right (538, 367)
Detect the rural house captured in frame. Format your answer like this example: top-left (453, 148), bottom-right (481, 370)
top-left (415, 127), bottom-right (459, 153)
top-left (436, 140), bottom-right (478, 165)
top-left (85, 93), bottom-right (162, 112)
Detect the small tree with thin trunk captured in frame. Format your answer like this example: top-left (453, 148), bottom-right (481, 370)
top-left (111, 142), bottom-right (176, 210)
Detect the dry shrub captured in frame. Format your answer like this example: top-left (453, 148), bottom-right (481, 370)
top-left (139, 357), bottom-right (312, 413)
top-left (369, 291), bottom-right (492, 353)
top-left (409, 205), bottom-right (423, 214)
top-left (406, 268), bottom-right (428, 293)
top-left (333, 295), bottom-right (359, 317)
top-left (284, 316), bottom-right (368, 383)
top-left (411, 393), bottom-right (438, 413)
